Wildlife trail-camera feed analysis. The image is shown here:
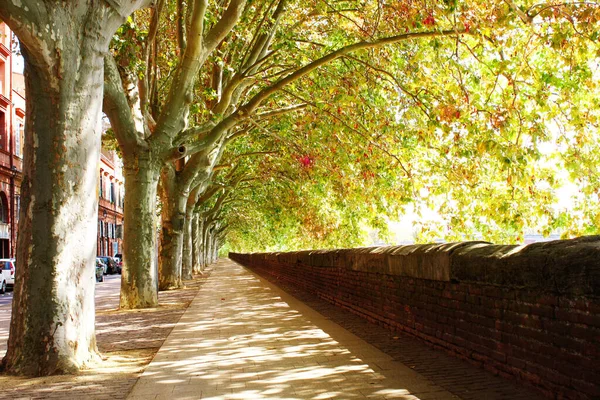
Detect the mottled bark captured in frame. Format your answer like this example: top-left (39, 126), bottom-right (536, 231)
top-left (191, 213), bottom-right (202, 274)
top-left (4, 46), bottom-right (102, 376)
top-left (202, 224), bottom-right (212, 267)
top-left (196, 217), bottom-right (206, 271)
top-left (182, 190), bottom-right (200, 280)
top-left (158, 175), bottom-right (188, 290)
top-left (120, 155), bottom-right (161, 308)
top-left (158, 143), bottom-right (222, 287)
top-left (206, 231), bottom-right (215, 264)
top-left (0, 1), bottom-right (150, 376)
top-left (182, 212), bottom-right (194, 280)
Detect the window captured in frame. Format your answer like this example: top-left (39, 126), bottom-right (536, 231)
top-left (14, 121), bottom-right (23, 157)
top-left (0, 111), bottom-right (5, 151)
top-left (99, 174), bottom-right (103, 198)
top-left (15, 196), bottom-right (20, 222)
top-left (110, 182), bottom-right (115, 203)
top-left (0, 193), bottom-right (8, 223)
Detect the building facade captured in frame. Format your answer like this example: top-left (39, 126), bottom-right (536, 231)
top-left (97, 148), bottom-right (124, 257)
top-left (0, 23), bottom-right (24, 258)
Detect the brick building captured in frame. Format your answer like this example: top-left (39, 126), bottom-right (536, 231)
top-left (0, 23), bottom-right (24, 258)
top-left (98, 147), bottom-right (124, 257)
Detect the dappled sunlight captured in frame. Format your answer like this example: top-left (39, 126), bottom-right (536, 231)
top-left (128, 259), bottom-right (452, 399)
top-left (0, 349), bottom-right (154, 398)
top-left (0, 269), bottom-right (212, 399)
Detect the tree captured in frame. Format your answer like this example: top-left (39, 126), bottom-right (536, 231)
top-left (107, 0), bottom-right (599, 304)
top-left (107, 0), bottom-right (475, 304)
top-left (104, 0), bottom-right (247, 307)
top-left (0, 0), bottom-right (151, 376)
top-left (220, 1), bottom-right (600, 249)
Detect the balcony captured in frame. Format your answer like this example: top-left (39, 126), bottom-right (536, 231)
top-left (99, 197), bottom-right (123, 214)
top-left (0, 43), bottom-right (9, 58)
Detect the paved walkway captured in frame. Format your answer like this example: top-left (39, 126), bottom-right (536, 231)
top-left (127, 259), bottom-right (542, 400)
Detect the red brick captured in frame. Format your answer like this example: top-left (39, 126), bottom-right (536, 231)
top-left (239, 252), bottom-right (596, 400)
top-left (571, 377), bottom-right (600, 396)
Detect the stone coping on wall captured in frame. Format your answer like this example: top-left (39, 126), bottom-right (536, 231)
top-left (231, 235), bottom-right (600, 296)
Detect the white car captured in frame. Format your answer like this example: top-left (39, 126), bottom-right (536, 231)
top-left (0, 259), bottom-right (15, 293)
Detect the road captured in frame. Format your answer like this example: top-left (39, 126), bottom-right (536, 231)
top-left (0, 291), bottom-right (13, 308)
top-left (0, 274), bottom-right (122, 357)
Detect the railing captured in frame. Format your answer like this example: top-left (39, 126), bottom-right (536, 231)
top-left (99, 197), bottom-right (123, 214)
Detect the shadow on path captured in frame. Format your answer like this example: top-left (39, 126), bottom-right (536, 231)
top-left (128, 259), bottom-right (457, 400)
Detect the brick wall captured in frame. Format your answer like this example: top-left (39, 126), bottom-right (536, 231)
top-left (230, 236), bottom-right (600, 399)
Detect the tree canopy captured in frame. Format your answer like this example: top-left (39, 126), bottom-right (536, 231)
top-left (191, 0), bottom-right (600, 251)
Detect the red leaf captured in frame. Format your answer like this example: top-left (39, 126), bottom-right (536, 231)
top-left (423, 15), bottom-right (435, 26)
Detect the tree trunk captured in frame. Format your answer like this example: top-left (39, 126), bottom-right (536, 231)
top-left (212, 237), bottom-right (219, 262)
top-left (191, 214), bottom-right (201, 274)
top-left (212, 235), bottom-right (218, 262)
top-left (3, 38), bottom-right (104, 376)
top-left (120, 155), bottom-right (161, 309)
top-left (181, 208), bottom-right (194, 280)
top-left (202, 223), bottom-right (211, 269)
top-left (205, 229), bottom-right (214, 264)
top-left (198, 217), bottom-right (206, 271)
top-left (158, 182), bottom-right (188, 290)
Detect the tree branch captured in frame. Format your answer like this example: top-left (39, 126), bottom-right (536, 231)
top-left (140, 0), bottom-right (163, 122)
top-left (240, 29), bottom-right (467, 115)
top-left (177, 0), bottom-right (187, 53)
top-left (256, 103), bottom-right (307, 119)
top-left (103, 54), bottom-right (146, 151)
top-left (153, 0), bottom-right (209, 140)
top-left (204, 0), bottom-right (248, 54)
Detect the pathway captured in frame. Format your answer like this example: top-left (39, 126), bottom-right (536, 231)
top-left (127, 259), bottom-right (543, 400)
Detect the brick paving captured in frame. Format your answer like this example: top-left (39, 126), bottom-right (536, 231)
top-left (248, 262), bottom-right (546, 400)
top-left (129, 258), bottom-right (457, 399)
top-left (0, 269), bottom-right (212, 400)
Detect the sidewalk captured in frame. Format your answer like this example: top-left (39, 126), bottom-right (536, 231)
top-left (127, 259), bottom-right (458, 399)
top-left (0, 273), bottom-right (209, 400)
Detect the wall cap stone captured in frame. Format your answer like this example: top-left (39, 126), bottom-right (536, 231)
top-left (230, 236), bottom-right (600, 295)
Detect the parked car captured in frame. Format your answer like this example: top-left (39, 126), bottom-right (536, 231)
top-left (98, 256), bottom-right (121, 274)
top-left (114, 253), bottom-right (123, 270)
top-left (95, 259), bottom-right (104, 282)
top-left (96, 257), bottom-right (108, 274)
top-left (0, 259), bottom-right (15, 292)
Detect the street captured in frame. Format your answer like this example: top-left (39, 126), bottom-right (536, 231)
top-left (0, 274), bottom-right (122, 357)
top-left (0, 292), bottom-right (13, 308)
